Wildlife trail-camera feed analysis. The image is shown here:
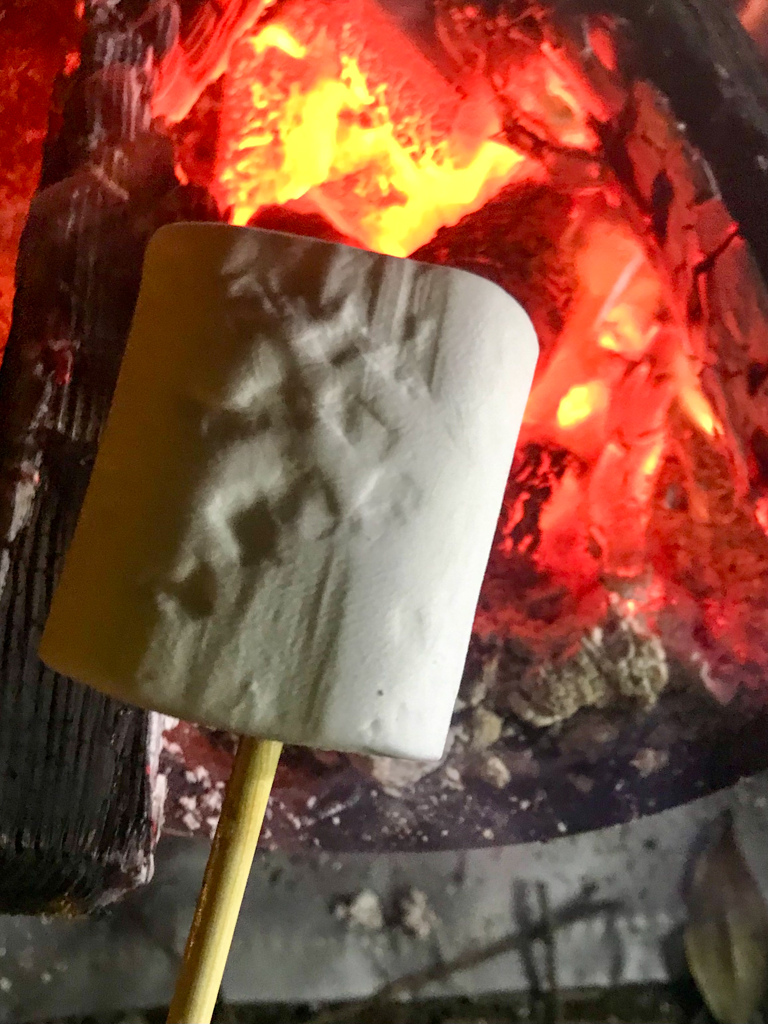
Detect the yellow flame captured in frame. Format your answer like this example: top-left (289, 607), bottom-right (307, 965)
top-left (597, 329), bottom-right (620, 352)
top-left (678, 383), bottom-right (722, 438)
top-left (250, 25), bottom-right (308, 59)
top-left (598, 304), bottom-right (657, 357)
top-left (219, 25), bottom-right (530, 255)
top-left (641, 444), bottom-right (663, 477)
top-left (556, 381), bottom-right (608, 429)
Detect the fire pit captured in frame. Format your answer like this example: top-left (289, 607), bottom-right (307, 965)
top-left (3, 0), bottom-right (768, 911)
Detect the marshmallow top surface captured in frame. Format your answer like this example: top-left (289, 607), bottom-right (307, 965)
top-left (40, 224), bottom-right (537, 760)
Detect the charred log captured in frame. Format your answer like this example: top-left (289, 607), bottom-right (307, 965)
top-left (0, 0), bottom-right (217, 913)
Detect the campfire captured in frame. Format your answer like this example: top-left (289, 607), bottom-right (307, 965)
top-left (154, 0), bottom-right (768, 718)
top-left (3, 0), bottom-right (768, 911)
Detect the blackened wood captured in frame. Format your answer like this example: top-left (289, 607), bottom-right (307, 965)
top-left (0, 0), bottom-right (214, 914)
top-left (560, 0), bottom-right (768, 283)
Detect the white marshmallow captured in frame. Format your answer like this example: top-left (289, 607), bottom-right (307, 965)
top-left (40, 224), bottom-right (537, 760)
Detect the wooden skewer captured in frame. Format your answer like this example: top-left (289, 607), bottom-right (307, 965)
top-left (167, 735), bottom-right (283, 1024)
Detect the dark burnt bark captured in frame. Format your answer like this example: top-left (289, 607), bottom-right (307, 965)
top-left (559, 0), bottom-right (768, 283)
top-left (0, 0), bottom-right (217, 914)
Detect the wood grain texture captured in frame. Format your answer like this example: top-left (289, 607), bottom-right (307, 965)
top-left (0, 0), bottom-right (217, 913)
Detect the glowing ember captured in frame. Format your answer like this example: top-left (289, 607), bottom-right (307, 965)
top-left (741, 0), bottom-right (768, 36)
top-left (641, 444), bottom-right (663, 478)
top-left (520, 215), bottom-right (723, 477)
top-left (757, 496), bottom-right (768, 535)
top-left (677, 375), bottom-right (722, 438)
top-left (210, 4), bottom-right (724, 508)
top-left (504, 48), bottom-right (600, 151)
top-left (557, 382), bottom-right (608, 428)
top-left (251, 24), bottom-right (305, 59)
top-left (214, 0), bottom-right (532, 255)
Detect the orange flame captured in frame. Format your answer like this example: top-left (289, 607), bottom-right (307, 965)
top-left (524, 217), bottom-right (723, 464)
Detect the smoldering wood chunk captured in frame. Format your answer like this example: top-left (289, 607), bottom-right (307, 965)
top-left (413, 182), bottom-right (576, 360)
top-left (0, 452), bottom-right (153, 913)
top-left (248, 203), bottom-right (361, 247)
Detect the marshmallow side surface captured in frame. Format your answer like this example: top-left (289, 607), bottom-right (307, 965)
top-left (40, 224), bottom-right (537, 760)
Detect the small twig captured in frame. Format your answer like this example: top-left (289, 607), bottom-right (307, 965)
top-left (307, 894), bottom-right (620, 1024)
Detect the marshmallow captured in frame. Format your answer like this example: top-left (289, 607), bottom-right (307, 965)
top-left (40, 224), bottom-right (537, 760)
